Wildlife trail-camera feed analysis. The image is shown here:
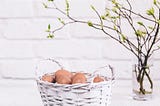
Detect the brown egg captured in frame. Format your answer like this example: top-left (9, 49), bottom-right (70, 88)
top-left (72, 73), bottom-right (85, 79)
top-left (56, 75), bottom-right (72, 84)
top-left (72, 72), bottom-right (87, 84)
top-left (42, 74), bottom-right (55, 83)
top-left (55, 69), bottom-right (72, 80)
top-left (93, 76), bottom-right (104, 83)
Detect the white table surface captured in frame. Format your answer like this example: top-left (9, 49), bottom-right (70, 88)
top-left (0, 79), bottom-right (159, 106)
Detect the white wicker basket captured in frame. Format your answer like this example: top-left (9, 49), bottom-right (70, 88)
top-left (36, 58), bottom-right (115, 106)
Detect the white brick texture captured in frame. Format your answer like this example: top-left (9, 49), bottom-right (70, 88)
top-left (34, 39), bottom-right (102, 59)
top-left (0, 0), bottom-right (160, 80)
top-left (102, 39), bottom-right (134, 60)
top-left (0, 20), bottom-right (6, 39)
top-left (69, 0), bottom-right (106, 18)
top-left (0, 0), bottom-right (34, 18)
top-left (69, 20), bottom-right (107, 39)
top-left (0, 59), bottom-right (36, 78)
top-left (33, 0), bottom-right (66, 18)
top-left (0, 39), bottom-right (35, 58)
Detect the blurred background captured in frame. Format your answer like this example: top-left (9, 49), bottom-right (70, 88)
top-left (0, 0), bottom-right (160, 106)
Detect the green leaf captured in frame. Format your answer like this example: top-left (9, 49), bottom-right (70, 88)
top-left (113, 25), bottom-right (117, 30)
top-left (47, 33), bottom-right (54, 38)
top-left (87, 21), bottom-right (93, 27)
top-left (48, 24), bottom-right (51, 30)
top-left (153, 0), bottom-right (157, 5)
top-left (42, 3), bottom-right (48, 8)
top-left (148, 26), bottom-right (154, 30)
top-left (46, 24), bottom-right (51, 32)
top-left (109, 15), bottom-right (120, 20)
top-left (112, 0), bottom-right (117, 4)
top-left (58, 18), bottom-right (65, 25)
top-left (137, 22), bottom-right (144, 26)
top-left (65, 0), bottom-right (69, 15)
top-left (112, 8), bottom-right (117, 12)
top-left (146, 7), bottom-right (155, 16)
top-left (112, 0), bottom-right (119, 7)
top-left (110, 16), bottom-right (118, 19)
top-left (105, 10), bottom-right (110, 17)
top-left (142, 31), bottom-right (147, 35)
top-left (91, 5), bottom-right (96, 11)
top-left (135, 30), bottom-right (146, 37)
top-left (135, 30), bottom-right (143, 37)
top-left (121, 34), bottom-right (126, 42)
top-left (157, 19), bottom-right (160, 24)
top-left (101, 15), bottom-right (106, 20)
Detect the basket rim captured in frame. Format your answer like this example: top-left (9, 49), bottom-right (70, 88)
top-left (36, 77), bottom-right (114, 87)
top-left (36, 69), bottom-right (115, 87)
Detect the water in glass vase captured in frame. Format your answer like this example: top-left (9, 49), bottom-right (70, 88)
top-left (132, 64), bottom-right (153, 101)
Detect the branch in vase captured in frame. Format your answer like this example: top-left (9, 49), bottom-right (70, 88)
top-left (146, 9), bottom-right (160, 57)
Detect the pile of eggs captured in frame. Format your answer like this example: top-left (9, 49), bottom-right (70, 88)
top-left (41, 69), bottom-right (105, 84)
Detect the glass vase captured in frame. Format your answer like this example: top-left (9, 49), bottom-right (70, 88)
top-left (132, 64), bottom-right (153, 101)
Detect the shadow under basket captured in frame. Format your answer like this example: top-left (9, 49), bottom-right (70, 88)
top-left (36, 58), bottom-right (115, 106)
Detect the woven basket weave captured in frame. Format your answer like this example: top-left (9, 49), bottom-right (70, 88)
top-left (36, 58), bottom-right (115, 106)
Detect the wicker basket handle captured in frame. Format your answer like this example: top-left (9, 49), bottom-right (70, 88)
top-left (93, 65), bottom-right (115, 81)
top-left (35, 58), bottom-right (64, 77)
top-left (46, 58), bottom-right (64, 69)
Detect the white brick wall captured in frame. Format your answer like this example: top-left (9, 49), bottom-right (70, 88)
top-left (0, 39), bottom-right (35, 58)
top-left (0, 0), bottom-right (160, 80)
top-left (34, 39), bottom-right (102, 59)
top-left (0, 0), bottom-right (34, 18)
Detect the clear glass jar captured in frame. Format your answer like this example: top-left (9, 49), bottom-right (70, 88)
top-left (132, 64), bottom-right (153, 101)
